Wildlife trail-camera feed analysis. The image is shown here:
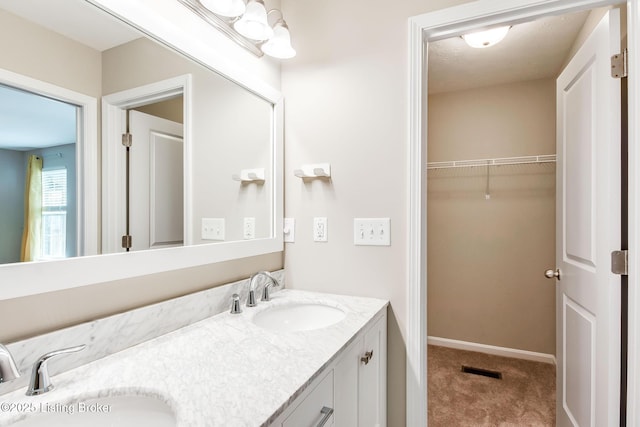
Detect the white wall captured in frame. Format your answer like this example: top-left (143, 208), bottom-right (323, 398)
top-left (280, 0), bottom-right (471, 425)
top-left (102, 37), bottom-right (273, 243)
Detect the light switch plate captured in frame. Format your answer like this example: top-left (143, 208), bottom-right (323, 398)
top-left (202, 218), bottom-right (225, 241)
top-left (354, 218), bottom-right (391, 246)
top-left (284, 218), bottom-right (295, 243)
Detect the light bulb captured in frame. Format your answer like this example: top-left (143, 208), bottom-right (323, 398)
top-left (233, 0), bottom-right (273, 41)
top-left (261, 22), bottom-right (296, 59)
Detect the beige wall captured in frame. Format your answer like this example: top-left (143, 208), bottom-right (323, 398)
top-left (0, 10), bottom-right (102, 98)
top-left (134, 96), bottom-right (184, 123)
top-left (427, 79), bottom-right (556, 355)
top-left (280, 0), bottom-right (470, 425)
top-left (0, 253), bottom-right (282, 341)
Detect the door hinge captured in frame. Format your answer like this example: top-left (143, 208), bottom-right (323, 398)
top-left (611, 250), bottom-right (628, 275)
top-left (611, 49), bottom-right (628, 78)
top-left (121, 235), bottom-right (132, 249)
top-left (122, 133), bottom-right (132, 147)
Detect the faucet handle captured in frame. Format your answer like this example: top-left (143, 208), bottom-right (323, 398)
top-left (26, 344), bottom-right (86, 396)
top-left (246, 289), bottom-right (257, 307)
top-left (0, 343), bottom-right (21, 383)
top-left (230, 293), bottom-right (242, 314)
top-left (261, 282), bottom-right (274, 302)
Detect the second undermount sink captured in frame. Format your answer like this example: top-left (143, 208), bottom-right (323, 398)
top-left (253, 302), bottom-right (346, 332)
top-left (11, 395), bottom-right (176, 427)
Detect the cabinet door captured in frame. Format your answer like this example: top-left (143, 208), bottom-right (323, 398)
top-left (358, 314), bottom-right (387, 427)
top-left (283, 370), bottom-right (334, 427)
top-left (334, 337), bottom-right (362, 426)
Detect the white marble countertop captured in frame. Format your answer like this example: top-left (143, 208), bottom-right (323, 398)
top-left (0, 289), bottom-right (388, 426)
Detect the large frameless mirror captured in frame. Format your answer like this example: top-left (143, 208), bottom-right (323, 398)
top-left (0, 0), bottom-right (283, 299)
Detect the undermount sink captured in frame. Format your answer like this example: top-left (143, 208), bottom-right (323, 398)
top-left (11, 395), bottom-right (176, 427)
top-left (253, 303), bottom-right (346, 332)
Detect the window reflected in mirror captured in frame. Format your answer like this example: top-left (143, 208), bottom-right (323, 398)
top-left (0, 84), bottom-right (78, 264)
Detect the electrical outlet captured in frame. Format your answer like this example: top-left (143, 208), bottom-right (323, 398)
top-left (243, 217), bottom-right (256, 239)
top-left (313, 217), bottom-right (328, 242)
top-left (354, 218), bottom-right (391, 246)
top-left (201, 218), bottom-right (225, 241)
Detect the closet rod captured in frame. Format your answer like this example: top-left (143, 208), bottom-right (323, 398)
top-left (427, 154), bottom-right (556, 170)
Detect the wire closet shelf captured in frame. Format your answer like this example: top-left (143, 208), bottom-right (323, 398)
top-left (427, 154), bottom-right (556, 170)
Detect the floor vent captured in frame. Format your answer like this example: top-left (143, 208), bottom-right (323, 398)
top-left (461, 365), bottom-right (502, 379)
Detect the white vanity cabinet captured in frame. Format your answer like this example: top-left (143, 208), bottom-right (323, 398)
top-left (272, 311), bottom-right (387, 427)
top-left (335, 312), bottom-right (387, 427)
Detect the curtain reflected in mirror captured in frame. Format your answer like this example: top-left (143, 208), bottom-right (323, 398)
top-left (20, 154), bottom-right (42, 261)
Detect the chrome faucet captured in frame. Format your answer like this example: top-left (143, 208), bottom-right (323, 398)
top-left (246, 279), bottom-right (258, 308)
top-left (0, 343), bottom-right (21, 383)
top-left (249, 271), bottom-right (280, 303)
top-left (26, 345), bottom-right (86, 396)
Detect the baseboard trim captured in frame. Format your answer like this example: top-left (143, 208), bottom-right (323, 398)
top-left (427, 336), bottom-right (557, 365)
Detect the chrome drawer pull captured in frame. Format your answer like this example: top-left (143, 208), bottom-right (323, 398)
top-left (361, 350), bottom-right (374, 365)
top-left (316, 406), bottom-right (334, 427)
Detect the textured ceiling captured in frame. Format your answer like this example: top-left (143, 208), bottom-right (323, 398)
top-left (428, 11), bottom-right (590, 94)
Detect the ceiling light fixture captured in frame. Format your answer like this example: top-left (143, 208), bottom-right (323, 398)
top-left (180, 0), bottom-right (296, 59)
top-left (462, 26), bottom-right (510, 48)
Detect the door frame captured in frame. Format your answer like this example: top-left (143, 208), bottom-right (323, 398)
top-left (407, 0), bottom-right (640, 425)
top-left (102, 74), bottom-right (192, 253)
top-left (0, 68), bottom-right (99, 257)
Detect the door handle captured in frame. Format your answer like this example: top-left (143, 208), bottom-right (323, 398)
top-left (544, 269), bottom-right (561, 280)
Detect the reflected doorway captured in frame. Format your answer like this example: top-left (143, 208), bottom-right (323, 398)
top-left (0, 83), bottom-right (78, 264)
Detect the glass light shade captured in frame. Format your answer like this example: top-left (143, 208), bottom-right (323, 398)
top-left (200, 0), bottom-right (246, 18)
top-left (261, 23), bottom-right (296, 59)
top-left (233, 0), bottom-right (273, 41)
top-left (462, 26), bottom-right (510, 48)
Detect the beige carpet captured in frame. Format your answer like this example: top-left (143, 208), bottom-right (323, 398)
top-left (428, 345), bottom-right (556, 426)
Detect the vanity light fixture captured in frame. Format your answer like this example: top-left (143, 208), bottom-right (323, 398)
top-left (200, 0), bottom-right (246, 17)
top-left (261, 12), bottom-right (296, 59)
top-left (180, 0), bottom-right (296, 59)
top-left (233, 0), bottom-right (273, 41)
top-left (462, 26), bottom-right (510, 48)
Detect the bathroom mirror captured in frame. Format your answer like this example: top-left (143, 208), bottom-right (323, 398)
top-left (0, 0), bottom-right (283, 299)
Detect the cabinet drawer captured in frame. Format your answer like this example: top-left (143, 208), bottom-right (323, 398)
top-left (283, 370), bottom-right (334, 427)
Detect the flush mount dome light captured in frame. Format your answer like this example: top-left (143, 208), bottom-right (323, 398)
top-left (462, 26), bottom-right (510, 48)
top-left (199, 0), bottom-right (246, 18)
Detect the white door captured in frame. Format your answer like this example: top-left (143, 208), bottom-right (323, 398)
top-left (129, 110), bottom-right (184, 251)
top-left (555, 9), bottom-right (621, 427)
